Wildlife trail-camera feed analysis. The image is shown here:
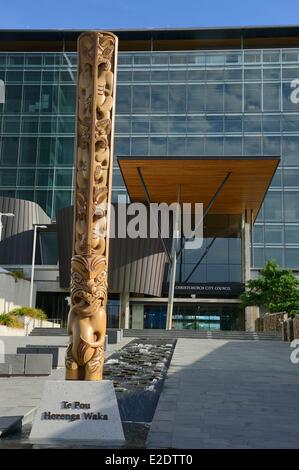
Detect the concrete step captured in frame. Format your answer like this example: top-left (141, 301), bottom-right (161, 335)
top-left (123, 329), bottom-right (282, 341)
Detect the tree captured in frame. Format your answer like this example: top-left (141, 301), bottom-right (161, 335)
top-left (240, 259), bottom-right (299, 316)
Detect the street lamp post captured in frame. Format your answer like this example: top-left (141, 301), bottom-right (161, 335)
top-left (29, 224), bottom-right (47, 308)
top-left (0, 212), bottom-right (14, 241)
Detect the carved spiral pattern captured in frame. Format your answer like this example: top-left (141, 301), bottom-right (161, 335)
top-left (65, 31), bottom-right (118, 381)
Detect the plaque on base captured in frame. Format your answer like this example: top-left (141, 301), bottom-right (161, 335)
top-left (29, 380), bottom-right (125, 445)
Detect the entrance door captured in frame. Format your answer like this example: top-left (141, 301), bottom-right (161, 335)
top-left (172, 304), bottom-right (243, 331)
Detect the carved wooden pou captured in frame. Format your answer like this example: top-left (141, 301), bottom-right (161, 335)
top-left (65, 31), bottom-right (118, 380)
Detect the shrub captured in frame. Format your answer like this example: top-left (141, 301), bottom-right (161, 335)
top-left (0, 313), bottom-right (23, 328)
top-left (9, 307), bottom-right (47, 320)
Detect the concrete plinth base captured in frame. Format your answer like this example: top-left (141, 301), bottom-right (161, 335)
top-left (29, 380), bottom-right (125, 445)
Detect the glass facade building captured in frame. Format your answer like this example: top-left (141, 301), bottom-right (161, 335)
top-left (1, 27), bottom-right (299, 317)
top-left (1, 46), bottom-right (299, 279)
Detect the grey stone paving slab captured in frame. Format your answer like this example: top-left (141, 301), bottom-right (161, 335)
top-left (4, 354), bottom-right (25, 375)
top-left (147, 339), bottom-right (299, 449)
top-left (0, 364), bottom-right (12, 376)
top-left (24, 354), bottom-right (53, 376)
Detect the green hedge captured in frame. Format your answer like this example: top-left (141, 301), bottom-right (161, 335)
top-left (9, 307), bottom-right (47, 320)
top-left (0, 313), bottom-right (23, 328)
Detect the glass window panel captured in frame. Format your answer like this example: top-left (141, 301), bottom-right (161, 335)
top-left (168, 137), bottom-right (186, 155)
top-left (169, 54), bottom-right (188, 65)
top-left (55, 169), bottom-right (72, 187)
top-left (20, 137), bottom-right (37, 165)
top-left (282, 82), bottom-right (299, 111)
top-left (133, 55), bottom-right (150, 65)
top-left (265, 226), bottom-right (283, 244)
top-left (282, 67), bottom-right (299, 79)
top-left (115, 137), bottom-right (130, 156)
top-left (244, 83), bottom-right (262, 112)
top-left (6, 70), bottom-right (23, 82)
top-left (59, 85), bottom-right (76, 113)
top-left (152, 55), bottom-right (168, 65)
top-left (3, 116), bottom-right (20, 134)
top-left (42, 70), bottom-right (58, 82)
top-left (131, 116), bottom-right (149, 134)
top-left (39, 232), bottom-right (58, 264)
top-left (229, 265), bottom-right (242, 282)
top-left (263, 51), bottom-right (280, 62)
top-left (244, 68), bottom-right (261, 80)
top-left (263, 115), bottom-right (281, 132)
top-left (5, 85), bottom-right (22, 112)
top-left (229, 238), bottom-right (241, 263)
top-left (207, 265), bottom-right (229, 282)
top-left (187, 84), bottom-right (205, 112)
top-left (206, 69), bottom-right (224, 81)
top-left (263, 67), bottom-right (281, 80)
top-left (1, 137), bottom-right (19, 164)
top-left (57, 116), bottom-right (75, 134)
top-left (18, 169), bottom-right (35, 186)
top-left (16, 190), bottom-right (34, 202)
top-left (56, 137), bottom-right (74, 165)
top-left (224, 116), bottom-right (242, 133)
top-left (270, 168), bottom-right (282, 188)
top-left (187, 69), bottom-right (206, 81)
top-left (149, 137), bottom-right (167, 156)
top-left (168, 116), bottom-right (186, 134)
top-left (265, 248), bottom-right (283, 265)
top-left (285, 248), bottom-right (299, 269)
top-left (263, 136), bottom-right (281, 157)
top-left (41, 85), bottom-right (58, 113)
top-left (284, 192), bottom-right (299, 222)
top-left (133, 70), bottom-right (150, 82)
top-left (205, 84), bottom-right (224, 112)
top-left (224, 68), bottom-right (242, 80)
top-left (131, 137), bottom-right (148, 156)
top-left (118, 54), bottom-right (133, 65)
top-left (244, 51), bottom-right (261, 63)
top-left (23, 85), bottom-right (41, 113)
top-left (186, 137), bottom-right (204, 155)
top-left (168, 70), bottom-right (187, 81)
top-left (285, 226), bottom-right (299, 244)
top-left (24, 70), bottom-right (41, 82)
top-left (284, 169), bottom-right (299, 187)
top-left (206, 238), bottom-right (229, 264)
top-left (151, 85), bottom-right (168, 113)
top-left (183, 264), bottom-right (206, 283)
top-left (282, 51), bottom-right (299, 62)
top-left (244, 136), bottom-right (262, 156)
top-left (282, 115), bottom-right (299, 132)
top-left (264, 192), bottom-right (282, 221)
top-left (53, 190), bottom-right (72, 216)
top-left (223, 137), bottom-right (242, 156)
top-left (0, 169), bottom-right (17, 187)
top-left (36, 168), bottom-right (54, 187)
top-left (132, 85), bottom-right (150, 113)
top-left (40, 117), bottom-right (57, 134)
top-left (118, 70), bottom-right (132, 82)
top-left (26, 55), bottom-right (42, 65)
top-left (115, 116), bottom-right (131, 134)
top-left (253, 247), bottom-right (265, 267)
top-left (244, 116), bottom-right (262, 133)
top-left (263, 83), bottom-right (281, 111)
top-left (282, 136), bottom-right (299, 165)
top-left (253, 225), bottom-right (264, 244)
top-left (60, 70), bottom-right (77, 83)
top-left (204, 137), bottom-right (223, 155)
top-left (224, 84), bottom-right (242, 112)
top-left (151, 70), bottom-right (168, 81)
top-left (22, 116), bottom-right (39, 133)
top-left (8, 55), bottom-right (24, 66)
top-left (150, 116), bottom-right (168, 133)
top-left (112, 169), bottom-right (124, 187)
top-left (206, 54), bottom-right (225, 65)
top-left (169, 85), bottom-right (186, 113)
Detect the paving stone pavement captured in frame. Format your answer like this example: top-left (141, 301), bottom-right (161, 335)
top-left (147, 339), bottom-right (299, 449)
top-left (0, 335), bottom-right (133, 436)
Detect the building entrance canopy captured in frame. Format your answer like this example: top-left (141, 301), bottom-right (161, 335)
top-left (118, 156), bottom-right (280, 222)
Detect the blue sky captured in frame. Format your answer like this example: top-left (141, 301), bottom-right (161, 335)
top-left (0, 0), bottom-right (298, 29)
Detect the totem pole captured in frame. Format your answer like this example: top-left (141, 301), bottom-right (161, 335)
top-left (65, 31), bottom-right (118, 380)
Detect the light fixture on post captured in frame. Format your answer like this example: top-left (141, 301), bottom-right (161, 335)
top-left (29, 224), bottom-right (47, 308)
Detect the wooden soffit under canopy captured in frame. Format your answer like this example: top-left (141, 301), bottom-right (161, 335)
top-left (118, 156), bottom-right (280, 222)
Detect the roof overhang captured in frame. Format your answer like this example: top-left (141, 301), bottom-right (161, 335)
top-left (118, 156), bottom-right (280, 222)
